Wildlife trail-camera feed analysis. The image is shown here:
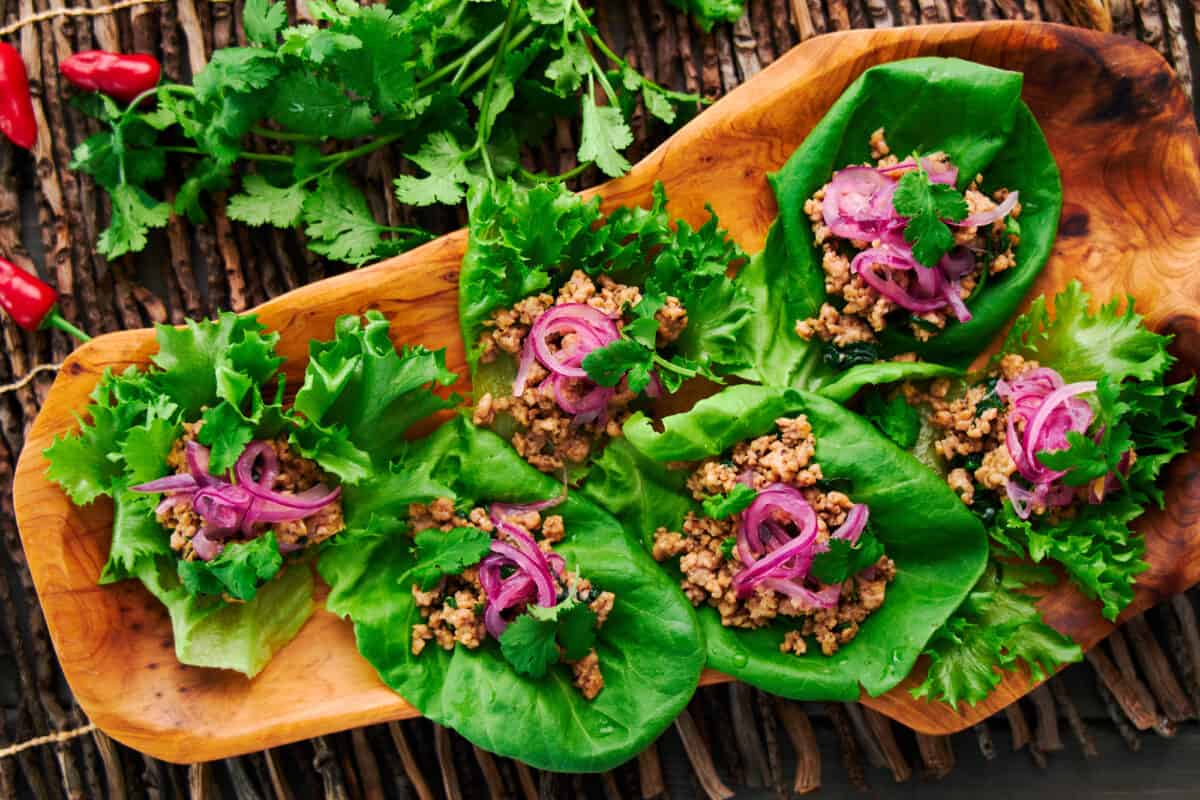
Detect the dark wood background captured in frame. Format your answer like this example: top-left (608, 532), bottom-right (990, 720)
top-left (2, 1), bottom-right (1200, 798)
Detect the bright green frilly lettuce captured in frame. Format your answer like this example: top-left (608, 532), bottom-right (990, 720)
top-left (737, 57), bottom-right (1062, 393)
top-left (43, 311), bottom-right (456, 676)
top-left (582, 384), bottom-right (988, 701)
top-left (319, 414), bottom-right (706, 772)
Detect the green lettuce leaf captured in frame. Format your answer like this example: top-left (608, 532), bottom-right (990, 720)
top-left (458, 179), bottom-right (752, 387)
top-left (913, 559), bottom-right (1081, 708)
top-left (585, 384), bottom-right (987, 700)
top-left (320, 416), bottom-right (704, 772)
top-left (915, 283), bottom-right (1196, 621)
top-left (292, 310), bottom-right (458, 483)
top-left (741, 57), bottom-right (1061, 388)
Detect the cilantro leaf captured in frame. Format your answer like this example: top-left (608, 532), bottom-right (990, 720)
top-left (667, 0), bottom-right (745, 31)
top-left (177, 533), bottom-right (284, 601)
top-left (302, 173), bottom-right (388, 266)
top-left (719, 537), bottom-right (737, 558)
top-left (545, 40), bottom-right (591, 94)
top-left (227, 174), bottom-right (307, 227)
top-left (862, 390), bottom-right (921, 449)
top-left (582, 339), bottom-right (653, 392)
top-left (892, 168), bottom-right (967, 267)
top-left (393, 132), bottom-right (473, 207)
top-left (98, 184), bottom-right (170, 259)
top-left (498, 614), bottom-right (560, 678)
top-left (810, 530), bottom-right (886, 585)
top-left (578, 96), bottom-right (633, 178)
top-left (408, 527), bottom-right (492, 590)
top-left (556, 604), bottom-right (598, 661)
top-left (701, 484), bottom-right (757, 519)
top-left (643, 86), bottom-right (676, 124)
top-left (244, 0), bottom-right (287, 47)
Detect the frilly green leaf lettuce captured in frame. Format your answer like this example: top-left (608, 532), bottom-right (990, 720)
top-left (913, 559), bottom-right (1081, 708)
top-left (292, 310), bottom-right (458, 483)
top-left (459, 180), bottom-right (752, 389)
top-left (320, 416), bottom-right (704, 772)
top-left (585, 384), bottom-right (987, 700)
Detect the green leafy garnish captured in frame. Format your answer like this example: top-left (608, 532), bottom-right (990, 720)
top-left (498, 614), bottom-right (563, 678)
top-left (892, 167), bottom-right (968, 267)
top-left (914, 560), bottom-right (1081, 708)
top-left (701, 484), bottom-right (757, 520)
top-left (177, 533), bottom-right (285, 601)
top-left (810, 530), bottom-right (885, 585)
top-left (407, 527), bottom-right (493, 590)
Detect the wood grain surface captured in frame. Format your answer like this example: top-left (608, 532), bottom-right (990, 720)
top-left (12, 21), bottom-right (1200, 762)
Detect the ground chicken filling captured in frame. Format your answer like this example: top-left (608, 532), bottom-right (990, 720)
top-left (651, 417), bottom-right (896, 657)
top-left (796, 128), bottom-right (1021, 349)
top-left (904, 353), bottom-right (1130, 519)
top-left (408, 497), bottom-right (617, 700)
top-left (473, 270), bottom-right (688, 473)
top-left (158, 421), bottom-right (346, 560)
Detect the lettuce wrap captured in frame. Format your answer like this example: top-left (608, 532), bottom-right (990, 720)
top-left (319, 317), bottom-right (705, 772)
top-left (44, 311), bottom-right (457, 676)
top-left (891, 284), bottom-right (1196, 705)
top-left (737, 57), bottom-right (1062, 394)
top-left (582, 384), bottom-right (987, 701)
top-left (459, 179), bottom-right (753, 474)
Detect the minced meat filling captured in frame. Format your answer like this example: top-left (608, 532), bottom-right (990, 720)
top-left (408, 497), bottom-right (616, 700)
top-left (905, 353), bottom-right (1127, 518)
top-left (474, 270), bottom-right (688, 473)
top-left (158, 421), bottom-right (345, 559)
top-left (651, 417), bottom-right (895, 657)
top-left (796, 128), bottom-right (1021, 346)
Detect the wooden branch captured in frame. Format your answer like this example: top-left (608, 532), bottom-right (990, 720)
top-left (1004, 704), bottom-right (1047, 768)
top-left (386, 723), bottom-right (434, 800)
top-left (844, 703), bottom-right (886, 769)
top-left (471, 747), bottom-right (506, 800)
top-left (263, 748), bottom-right (295, 800)
top-left (697, 23), bottom-right (722, 101)
top-left (1160, 0), bottom-right (1193, 100)
top-left (728, 683), bottom-right (768, 787)
top-left (1029, 685), bottom-right (1063, 753)
top-left (1105, 630), bottom-right (1172, 734)
top-left (1132, 0), bottom-right (1168, 60)
top-left (514, 762), bottom-right (539, 800)
top-left (1125, 614), bottom-right (1195, 723)
top-left (824, 703), bottom-right (866, 791)
top-left (914, 734), bottom-right (955, 780)
top-left (188, 762), bottom-right (212, 800)
top-left (674, 12), bottom-right (700, 96)
top-left (311, 736), bottom-right (350, 800)
top-left (863, 707), bottom-right (912, 782)
top-left (1096, 676), bottom-right (1142, 752)
top-left (637, 741), bottom-right (666, 800)
top-left (349, 728), bottom-right (384, 800)
top-left (866, 0), bottom-right (896, 27)
top-left (972, 722), bottom-right (996, 760)
top-left (432, 725), bottom-right (462, 800)
top-left (754, 690), bottom-right (784, 797)
top-left (673, 708), bottom-right (733, 800)
top-left (775, 699), bottom-right (819, 795)
top-left (646, 0), bottom-right (676, 89)
top-left (223, 757), bottom-right (263, 800)
top-left (897, 0), bottom-right (919, 25)
top-left (769, 0), bottom-right (796, 50)
top-left (789, 0), bottom-right (817, 40)
top-left (1164, 595), bottom-right (1200, 712)
top-left (748, 0), bottom-right (778, 64)
top-left (826, 0), bottom-right (851, 29)
top-left (1050, 677), bottom-right (1098, 758)
top-left (1088, 646), bottom-right (1157, 731)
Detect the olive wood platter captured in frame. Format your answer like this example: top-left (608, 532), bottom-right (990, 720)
top-left (14, 21), bottom-right (1200, 762)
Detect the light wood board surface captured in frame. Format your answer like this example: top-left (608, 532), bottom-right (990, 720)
top-left (13, 21), bottom-right (1200, 761)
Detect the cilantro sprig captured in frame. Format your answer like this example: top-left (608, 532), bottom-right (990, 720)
top-left (69, 0), bottom-right (706, 266)
top-left (892, 164), bottom-right (968, 267)
top-left (499, 584), bottom-right (599, 677)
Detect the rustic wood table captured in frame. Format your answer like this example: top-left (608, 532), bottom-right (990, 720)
top-left (2, 1), bottom-right (1199, 798)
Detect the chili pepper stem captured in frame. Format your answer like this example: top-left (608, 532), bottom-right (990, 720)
top-left (43, 310), bottom-right (91, 342)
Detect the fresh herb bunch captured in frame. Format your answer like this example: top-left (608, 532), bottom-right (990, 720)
top-left (69, 0), bottom-right (704, 265)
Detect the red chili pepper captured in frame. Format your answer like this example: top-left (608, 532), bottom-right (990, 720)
top-left (0, 257), bottom-right (89, 341)
top-left (61, 50), bottom-right (161, 104)
top-left (0, 43), bottom-right (36, 150)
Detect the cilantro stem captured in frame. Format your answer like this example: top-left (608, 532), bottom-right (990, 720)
top-left (457, 23), bottom-right (537, 95)
top-left (159, 145), bottom-right (294, 164)
top-left (416, 22), bottom-right (508, 92)
top-left (252, 126), bottom-right (321, 143)
top-left (474, 0), bottom-right (522, 182)
top-left (517, 162), bottom-right (592, 183)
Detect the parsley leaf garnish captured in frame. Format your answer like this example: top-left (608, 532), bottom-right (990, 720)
top-left (892, 167), bottom-right (968, 267)
top-left (177, 532), bottom-right (284, 601)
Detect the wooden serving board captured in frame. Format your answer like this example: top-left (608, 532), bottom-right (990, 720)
top-left (13, 21), bottom-right (1200, 762)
